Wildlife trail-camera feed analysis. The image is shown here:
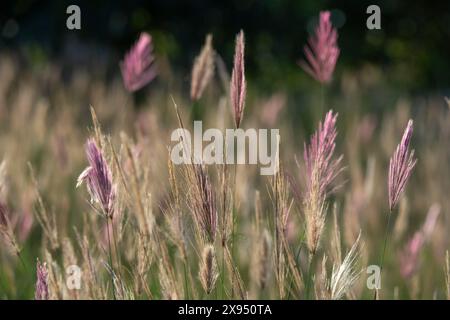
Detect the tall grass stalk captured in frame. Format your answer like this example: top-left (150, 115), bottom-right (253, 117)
top-left (105, 218), bottom-right (117, 299)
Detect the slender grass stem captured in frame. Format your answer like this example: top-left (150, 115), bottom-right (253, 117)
top-left (374, 209), bottom-right (393, 299)
top-left (110, 217), bottom-right (125, 297)
top-left (286, 227), bottom-right (306, 299)
top-left (221, 162), bottom-right (229, 300)
top-left (105, 217), bottom-right (117, 300)
top-left (230, 164), bottom-right (238, 298)
top-left (183, 259), bottom-right (190, 299)
top-left (380, 211), bottom-right (393, 271)
top-left (305, 253), bottom-right (315, 300)
top-left (221, 243), bottom-right (226, 299)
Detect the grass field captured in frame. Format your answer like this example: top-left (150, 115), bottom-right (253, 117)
top-left (1, 10), bottom-right (450, 300)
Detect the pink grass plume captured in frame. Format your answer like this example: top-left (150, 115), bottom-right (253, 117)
top-left (120, 32), bottom-right (157, 92)
top-left (77, 138), bottom-right (116, 218)
top-left (299, 11), bottom-right (340, 84)
top-left (303, 110), bottom-right (343, 254)
top-left (304, 110), bottom-right (343, 200)
top-left (388, 120), bottom-right (417, 211)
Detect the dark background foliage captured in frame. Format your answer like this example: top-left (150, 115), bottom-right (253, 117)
top-left (1, 0), bottom-right (450, 93)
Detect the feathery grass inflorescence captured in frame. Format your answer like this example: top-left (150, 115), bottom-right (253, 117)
top-left (230, 30), bottom-right (246, 128)
top-left (158, 250), bottom-right (182, 300)
top-left (77, 136), bottom-right (120, 299)
top-left (270, 166), bottom-right (303, 298)
top-left (191, 34), bottom-right (215, 101)
top-left (184, 164), bottom-right (218, 244)
top-left (299, 11), bottom-right (340, 84)
top-left (0, 201), bottom-right (20, 256)
top-left (77, 138), bottom-right (116, 218)
top-left (120, 32), bottom-right (157, 92)
top-left (376, 119), bottom-right (417, 298)
top-left (388, 120), bottom-right (417, 212)
top-left (44, 250), bottom-right (64, 299)
top-left (199, 244), bottom-right (219, 295)
top-left (329, 232), bottom-right (363, 300)
top-left (303, 110), bottom-right (343, 255)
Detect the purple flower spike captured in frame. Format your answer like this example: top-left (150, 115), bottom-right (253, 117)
top-left (35, 259), bottom-right (49, 300)
top-left (299, 11), bottom-right (340, 84)
top-left (388, 120), bottom-right (417, 211)
top-left (120, 32), bottom-right (157, 92)
top-left (77, 138), bottom-right (116, 218)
